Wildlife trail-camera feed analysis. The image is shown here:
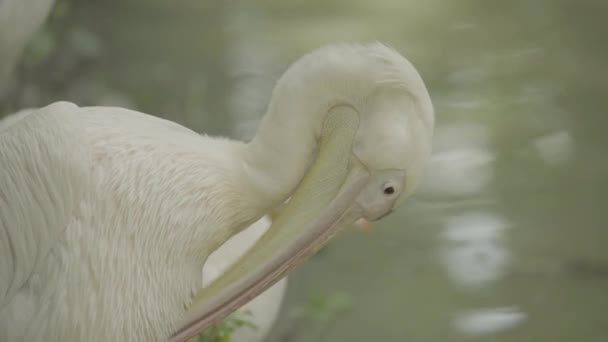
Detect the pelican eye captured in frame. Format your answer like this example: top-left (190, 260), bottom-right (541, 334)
top-left (383, 185), bottom-right (395, 195)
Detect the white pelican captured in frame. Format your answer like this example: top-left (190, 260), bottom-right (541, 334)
top-left (0, 42), bottom-right (434, 341)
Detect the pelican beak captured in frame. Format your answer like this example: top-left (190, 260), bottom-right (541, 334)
top-left (171, 105), bottom-right (370, 342)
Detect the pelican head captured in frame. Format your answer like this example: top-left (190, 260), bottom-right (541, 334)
top-left (173, 42), bottom-right (434, 341)
top-left (249, 42), bottom-right (434, 220)
top-left (278, 42), bottom-right (434, 223)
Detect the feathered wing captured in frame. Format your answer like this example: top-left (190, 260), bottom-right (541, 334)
top-left (0, 102), bottom-right (90, 307)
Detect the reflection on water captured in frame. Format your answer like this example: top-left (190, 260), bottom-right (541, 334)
top-left (453, 306), bottom-right (526, 336)
top-left (440, 213), bottom-right (524, 337)
top-left (533, 130), bottom-right (574, 165)
top-left (440, 212), bottom-right (510, 290)
top-left (2, 0), bottom-right (607, 341)
top-left (423, 122), bottom-right (494, 196)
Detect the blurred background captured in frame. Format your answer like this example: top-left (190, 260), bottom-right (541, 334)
top-left (1, 0), bottom-right (607, 341)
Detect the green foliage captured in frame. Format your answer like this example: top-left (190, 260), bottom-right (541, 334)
top-left (21, 29), bottom-right (56, 68)
top-left (195, 310), bottom-right (257, 342)
top-left (19, 0), bottom-right (102, 71)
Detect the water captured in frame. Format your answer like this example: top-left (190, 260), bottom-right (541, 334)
top-left (2, 0), bottom-right (607, 341)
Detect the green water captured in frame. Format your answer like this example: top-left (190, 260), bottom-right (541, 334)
top-left (2, 1), bottom-right (607, 341)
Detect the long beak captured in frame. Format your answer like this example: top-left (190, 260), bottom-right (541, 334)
top-left (170, 105), bottom-right (368, 342)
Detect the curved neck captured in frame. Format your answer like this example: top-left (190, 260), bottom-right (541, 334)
top-left (243, 104), bottom-right (322, 212)
top-left (238, 44), bottom-right (382, 213)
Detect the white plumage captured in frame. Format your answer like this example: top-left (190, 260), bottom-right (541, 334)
top-left (0, 43), bottom-right (434, 341)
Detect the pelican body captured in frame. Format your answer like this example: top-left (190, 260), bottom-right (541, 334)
top-left (0, 43), bottom-right (434, 341)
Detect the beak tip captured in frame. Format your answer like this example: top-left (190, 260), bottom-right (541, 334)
top-left (355, 218), bottom-right (373, 233)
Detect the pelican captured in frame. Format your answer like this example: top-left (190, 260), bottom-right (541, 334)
top-left (0, 42), bottom-right (434, 341)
